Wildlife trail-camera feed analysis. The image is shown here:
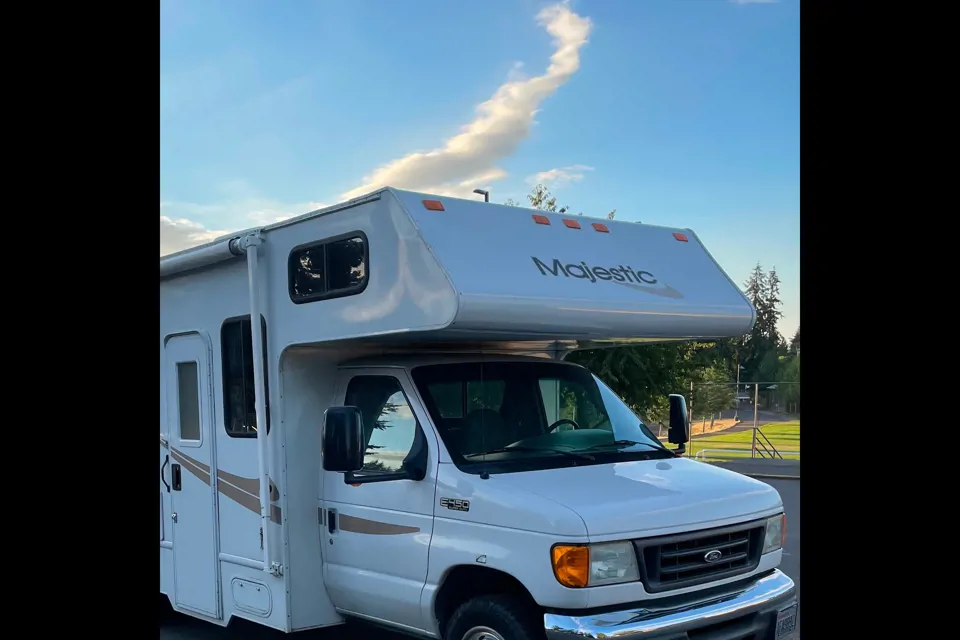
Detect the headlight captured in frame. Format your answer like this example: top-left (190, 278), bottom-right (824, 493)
top-left (762, 514), bottom-right (786, 554)
top-left (551, 541), bottom-right (640, 588)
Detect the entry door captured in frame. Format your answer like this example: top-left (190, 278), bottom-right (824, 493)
top-left (322, 368), bottom-right (438, 632)
top-left (165, 333), bottom-right (220, 618)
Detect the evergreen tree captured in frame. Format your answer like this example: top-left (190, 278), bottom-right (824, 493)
top-left (740, 264), bottom-right (785, 382)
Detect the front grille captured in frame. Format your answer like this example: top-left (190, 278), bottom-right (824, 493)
top-left (634, 520), bottom-right (765, 593)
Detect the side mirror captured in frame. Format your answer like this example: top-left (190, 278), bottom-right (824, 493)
top-left (668, 394), bottom-right (690, 453)
top-left (322, 406), bottom-right (364, 473)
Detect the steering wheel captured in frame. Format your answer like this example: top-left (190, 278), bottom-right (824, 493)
top-left (548, 418), bottom-right (581, 434)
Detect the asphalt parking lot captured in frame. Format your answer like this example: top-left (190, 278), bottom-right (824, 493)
top-left (161, 477), bottom-right (800, 639)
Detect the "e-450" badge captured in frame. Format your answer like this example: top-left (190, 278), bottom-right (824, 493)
top-left (440, 497), bottom-right (470, 512)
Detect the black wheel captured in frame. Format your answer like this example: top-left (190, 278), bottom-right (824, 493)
top-left (445, 595), bottom-right (543, 640)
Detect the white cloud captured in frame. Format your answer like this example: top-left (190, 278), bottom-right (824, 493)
top-left (340, 2), bottom-right (592, 201)
top-left (160, 216), bottom-right (226, 256)
top-left (159, 196), bottom-right (327, 256)
top-left (526, 164), bottom-right (594, 188)
top-left (160, 2), bottom-right (592, 257)
top-left (390, 404), bottom-right (414, 420)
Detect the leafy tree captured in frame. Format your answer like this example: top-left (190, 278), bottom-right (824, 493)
top-left (505, 184), bottom-right (615, 219)
top-left (694, 366), bottom-right (736, 421)
top-left (527, 183), bottom-right (562, 212)
top-left (777, 353), bottom-right (801, 413)
top-left (788, 326), bottom-right (800, 355)
top-left (567, 342), bottom-right (712, 424)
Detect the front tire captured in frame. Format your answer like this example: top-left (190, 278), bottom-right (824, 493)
top-left (445, 595), bottom-right (543, 640)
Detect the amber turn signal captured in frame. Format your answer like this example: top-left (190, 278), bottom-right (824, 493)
top-left (551, 544), bottom-right (589, 588)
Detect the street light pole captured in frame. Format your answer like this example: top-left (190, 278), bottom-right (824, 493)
top-left (473, 189), bottom-right (489, 202)
top-left (734, 360), bottom-right (744, 421)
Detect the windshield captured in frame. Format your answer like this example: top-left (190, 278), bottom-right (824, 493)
top-left (411, 360), bottom-right (672, 474)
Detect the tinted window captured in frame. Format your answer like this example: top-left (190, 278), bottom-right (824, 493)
top-left (221, 316), bottom-right (270, 437)
top-left (427, 382), bottom-right (463, 418)
top-left (426, 379), bottom-right (506, 418)
top-left (468, 380), bottom-right (505, 413)
top-left (289, 234), bottom-right (367, 303)
top-left (345, 376), bottom-right (420, 476)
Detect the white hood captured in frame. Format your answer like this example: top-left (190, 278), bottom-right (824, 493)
top-left (500, 458), bottom-right (782, 538)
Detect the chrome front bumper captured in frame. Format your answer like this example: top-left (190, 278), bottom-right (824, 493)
top-left (544, 570), bottom-right (798, 639)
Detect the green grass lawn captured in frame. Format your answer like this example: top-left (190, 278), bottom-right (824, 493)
top-left (685, 421), bottom-right (800, 461)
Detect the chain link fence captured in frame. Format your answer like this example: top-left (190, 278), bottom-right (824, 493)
top-left (676, 381), bottom-right (801, 461)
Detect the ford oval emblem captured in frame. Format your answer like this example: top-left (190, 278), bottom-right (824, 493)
top-left (704, 549), bottom-right (723, 563)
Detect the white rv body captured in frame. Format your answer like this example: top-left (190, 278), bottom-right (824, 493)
top-left (159, 188), bottom-right (797, 640)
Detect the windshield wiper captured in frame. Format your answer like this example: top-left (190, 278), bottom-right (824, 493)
top-left (584, 440), bottom-right (672, 455)
top-left (465, 445), bottom-right (594, 461)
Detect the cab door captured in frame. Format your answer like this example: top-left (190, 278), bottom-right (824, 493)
top-left (321, 367), bottom-right (438, 631)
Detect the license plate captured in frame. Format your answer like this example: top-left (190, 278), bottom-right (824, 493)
top-left (775, 603), bottom-right (798, 639)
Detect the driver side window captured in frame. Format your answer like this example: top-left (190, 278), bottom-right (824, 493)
top-left (538, 378), bottom-right (609, 431)
top-left (344, 376), bottom-right (420, 475)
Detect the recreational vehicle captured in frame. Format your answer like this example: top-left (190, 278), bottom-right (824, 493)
top-left (159, 188), bottom-right (798, 640)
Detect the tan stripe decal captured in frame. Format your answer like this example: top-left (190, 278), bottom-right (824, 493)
top-left (338, 513), bottom-right (420, 536)
top-left (218, 468), bottom-right (280, 502)
top-left (170, 449), bottom-right (210, 486)
top-left (163, 439), bottom-right (282, 524)
top-left (162, 443), bottom-right (407, 534)
top-left (216, 469), bottom-right (282, 525)
top-left (218, 479), bottom-right (260, 514)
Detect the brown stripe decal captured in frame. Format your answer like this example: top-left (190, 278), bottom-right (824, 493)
top-left (163, 438), bottom-right (282, 524)
top-left (170, 449), bottom-right (211, 486)
top-left (216, 469), bottom-right (283, 525)
top-left (218, 478), bottom-right (261, 514)
top-left (338, 513), bottom-right (420, 536)
top-left (218, 469), bottom-right (280, 502)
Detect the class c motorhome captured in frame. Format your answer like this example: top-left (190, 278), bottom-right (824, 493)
top-left (159, 188), bottom-right (798, 640)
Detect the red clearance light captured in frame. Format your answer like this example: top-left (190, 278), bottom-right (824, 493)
top-left (423, 200), bottom-right (445, 211)
top-left (673, 232), bottom-right (688, 242)
top-left (532, 214), bottom-right (551, 225)
top-left (592, 223), bottom-right (609, 233)
top-left (562, 219), bottom-right (581, 230)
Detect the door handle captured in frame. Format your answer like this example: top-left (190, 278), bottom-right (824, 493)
top-left (160, 455), bottom-right (170, 492)
top-left (171, 463), bottom-right (182, 491)
top-left (328, 509), bottom-right (337, 534)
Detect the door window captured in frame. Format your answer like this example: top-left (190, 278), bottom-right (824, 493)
top-left (345, 376), bottom-right (420, 476)
top-left (177, 361), bottom-right (202, 442)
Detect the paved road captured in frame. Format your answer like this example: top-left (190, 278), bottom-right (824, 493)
top-left (161, 477), bottom-right (800, 639)
top-left (769, 477), bottom-right (800, 634)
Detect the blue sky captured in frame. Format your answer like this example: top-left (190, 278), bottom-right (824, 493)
top-left (160, 0), bottom-right (799, 339)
